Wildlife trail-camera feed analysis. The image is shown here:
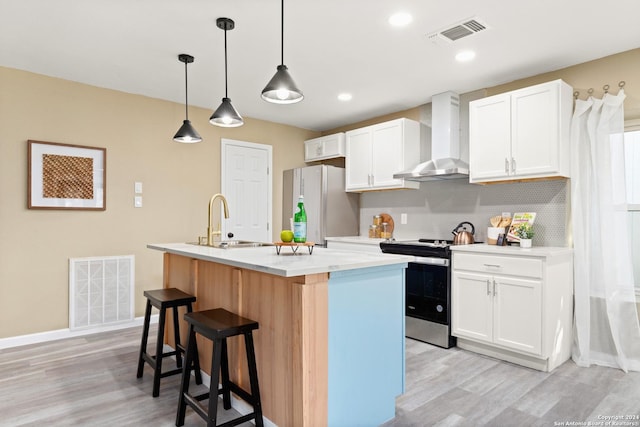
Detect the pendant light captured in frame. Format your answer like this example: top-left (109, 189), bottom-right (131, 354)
top-left (173, 54), bottom-right (202, 143)
top-left (261, 0), bottom-right (303, 104)
top-left (210, 17), bottom-right (243, 127)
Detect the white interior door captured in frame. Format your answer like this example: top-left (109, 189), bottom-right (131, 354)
top-left (221, 139), bottom-right (272, 242)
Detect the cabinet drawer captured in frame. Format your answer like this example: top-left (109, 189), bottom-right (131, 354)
top-left (453, 253), bottom-right (542, 278)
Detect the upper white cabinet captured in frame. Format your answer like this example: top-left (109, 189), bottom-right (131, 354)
top-left (304, 133), bottom-right (345, 162)
top-left (450, 246), bottom-right (573, 372)
top-left (345, 118), bottom-right (420, 192)
top-left (469, 79), bottom-right (573, 183)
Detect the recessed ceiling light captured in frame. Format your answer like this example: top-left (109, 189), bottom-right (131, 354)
top-left (338, 93), bottom-right (353, 102)
top-left (455, 50), bottom-right (476, 62)
top-left (389, 12), bottom-right (413, 27)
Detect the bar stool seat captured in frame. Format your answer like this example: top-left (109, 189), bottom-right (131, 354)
top-left (137, 288), bottom-right (202, 397)
top-left (176, 308), bottom-right (263, 427)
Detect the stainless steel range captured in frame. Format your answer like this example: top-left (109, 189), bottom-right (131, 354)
top-left (380, 239), bottom-right (457, 348)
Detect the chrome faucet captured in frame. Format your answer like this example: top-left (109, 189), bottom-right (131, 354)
top-left (207, 193), bottom-right (230, 246)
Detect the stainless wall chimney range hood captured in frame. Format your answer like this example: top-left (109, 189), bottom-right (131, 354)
top-left (394, 91), bottom-right (469, 181)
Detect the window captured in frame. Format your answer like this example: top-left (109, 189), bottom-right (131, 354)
top-left (624, 121), bottom-right (640, 294)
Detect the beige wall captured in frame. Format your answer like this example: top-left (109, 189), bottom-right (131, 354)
top-left (0, 67), bottom-right (318, 338)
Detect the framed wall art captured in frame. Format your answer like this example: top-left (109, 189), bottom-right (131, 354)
top-left (28, 140), bottom-right (106, 210)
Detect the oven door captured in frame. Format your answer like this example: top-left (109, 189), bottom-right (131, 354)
top-left (405, 258), bottom-right (450, 324)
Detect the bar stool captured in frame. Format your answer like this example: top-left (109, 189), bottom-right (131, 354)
top-left (137, 288), bottom-right (202, 397)
top-left (176, 308), bottom-right (263, 427)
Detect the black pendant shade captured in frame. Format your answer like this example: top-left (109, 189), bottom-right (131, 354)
top-left (210, 97), bottom-right (243, 127)
top-left (261, 0), bottom-right (303, 104)
top-left (210, 18), bottom-right (244, 127)
top-left (174, 119), bottom-right (202, 143)
top-left (173, 54), bottom-right (202, 143)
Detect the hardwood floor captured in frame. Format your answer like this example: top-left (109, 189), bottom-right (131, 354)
top-left (1, 326), bottom-right (639, 426)
top-left (383, 338), bottom-right (640, 427)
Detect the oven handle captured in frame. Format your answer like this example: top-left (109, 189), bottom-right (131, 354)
top-left (411, 257), bottom-right (449, 267)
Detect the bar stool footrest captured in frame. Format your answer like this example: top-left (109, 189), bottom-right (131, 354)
top-left (224, 382), bottom-right (255, 405)
top-left (184, 393), bottom-right (209, 421)
top-left (193, 391), bottom-right (210, 402)
top-left (217, 412), bottom-right (258, 427)
top-left (160, 368), bottom-right (182, 378)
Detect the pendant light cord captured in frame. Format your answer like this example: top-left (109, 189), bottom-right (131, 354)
top-left (224, 26), bottom-right (229, 98)
top-left (184, 60), bottom-right (189, 120)
top-left (280, 0), bottom-right (284, 65)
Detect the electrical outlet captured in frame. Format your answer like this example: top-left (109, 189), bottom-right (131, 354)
top-left (401, 213), bottom-right (407, 224)
top-left (134, 196), bottom-right (143, 208)
top-left (134, 182), bottom-right (143, 194)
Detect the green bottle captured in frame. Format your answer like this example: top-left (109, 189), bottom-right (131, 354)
top-left (293, 195), bottom-right (307, 243)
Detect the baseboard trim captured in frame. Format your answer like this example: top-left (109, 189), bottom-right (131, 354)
top-left (0, 315), bottom-right (158, 350)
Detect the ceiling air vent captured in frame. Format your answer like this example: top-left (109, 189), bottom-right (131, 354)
top-left (427, 18), bottom-right (488, 43)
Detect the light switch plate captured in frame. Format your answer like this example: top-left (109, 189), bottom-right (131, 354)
top-left (134, 196), bottom-right (143, 208)
top-left (134, 182), bottom-right (143, 194)
top-left (400, 213), bottom-right (407, 224)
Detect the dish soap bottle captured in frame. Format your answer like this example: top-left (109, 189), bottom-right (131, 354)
top-left (293, 195), bottom-right (307, 243)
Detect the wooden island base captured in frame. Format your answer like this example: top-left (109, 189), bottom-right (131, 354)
top-left (163, 252), bottom-right (328, 426)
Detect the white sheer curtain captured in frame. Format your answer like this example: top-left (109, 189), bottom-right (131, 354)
top-left (571, 88), bottom-right (640, 372)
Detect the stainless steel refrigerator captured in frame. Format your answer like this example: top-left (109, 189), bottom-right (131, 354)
top-left (282, 165), bottom-right (359, 246)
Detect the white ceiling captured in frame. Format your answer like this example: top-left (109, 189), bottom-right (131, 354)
top-left (1, 0), bottom-right (639, 131)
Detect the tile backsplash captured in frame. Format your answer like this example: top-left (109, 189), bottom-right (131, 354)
top-left (360, 179), bottom-right (570, 247)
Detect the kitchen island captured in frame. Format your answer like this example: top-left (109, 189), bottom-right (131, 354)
top-left (147, 242), bottom-right (412, 427)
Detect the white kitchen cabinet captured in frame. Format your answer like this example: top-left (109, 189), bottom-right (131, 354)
top-left (453, 270), bottom-right (542, 354)
top-left (450, 245), bottom-right (573, 372)
top-left (345, 118), bottom-right (420, 192)
top-left (469, 79), bottom-right (573, 183)
top-left (304, 133), bottom-right (345, 162)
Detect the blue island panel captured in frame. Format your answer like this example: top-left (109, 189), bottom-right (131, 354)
top-left (328, 264), bottom-right (406, 427)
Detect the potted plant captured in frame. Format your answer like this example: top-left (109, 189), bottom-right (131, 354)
top-left (514, 223), bottom-right (534, 248)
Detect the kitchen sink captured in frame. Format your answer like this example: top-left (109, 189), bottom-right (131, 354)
top-left (187, 240), bottom-right (274, 249)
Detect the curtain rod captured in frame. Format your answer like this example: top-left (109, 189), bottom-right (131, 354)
top-left (574, 80), bottom-right (626, 99)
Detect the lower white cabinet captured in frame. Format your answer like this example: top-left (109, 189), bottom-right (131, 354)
top-left (451, 246), bottom-right (573, 372)
top-left (453, 271), bottom-right (542, 355)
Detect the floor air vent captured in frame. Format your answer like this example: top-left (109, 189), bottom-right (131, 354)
top-left (69, 255), bottom-right (135, 330)
top-left (428, 18), bottom-right (488, 43)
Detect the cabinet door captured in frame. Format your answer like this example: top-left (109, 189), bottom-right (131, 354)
top-left (452, 271), bottom-right (493, 343)
top-left (469, 94), bottom-right (512, 182)
top-left (511, 83), bottom-right (560, 177)
top-left (345, 128), bottom-right (373, 191)
top-left (370, 121), bottom-right (404, 188)
top-left (493, 276), bottom-right (542, 355)
top-left (321, 133), bottom-right (345, 158)
top-left (304, 138), bottom-right (324, 162)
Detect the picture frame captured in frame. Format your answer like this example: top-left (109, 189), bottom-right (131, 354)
top-left (28, 140), bottom-right (106, 210)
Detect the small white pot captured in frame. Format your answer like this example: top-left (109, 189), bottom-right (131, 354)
top-left (520, 239), bottom-right (532, 248)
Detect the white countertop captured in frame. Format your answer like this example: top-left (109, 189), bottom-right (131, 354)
top-left (148, 242), bottom-right (413, 278)
top-left (449, 243), bottom-right (573, 257)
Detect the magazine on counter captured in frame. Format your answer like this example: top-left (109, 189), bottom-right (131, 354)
top-left (507, 212), bottom-right (537, 242)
